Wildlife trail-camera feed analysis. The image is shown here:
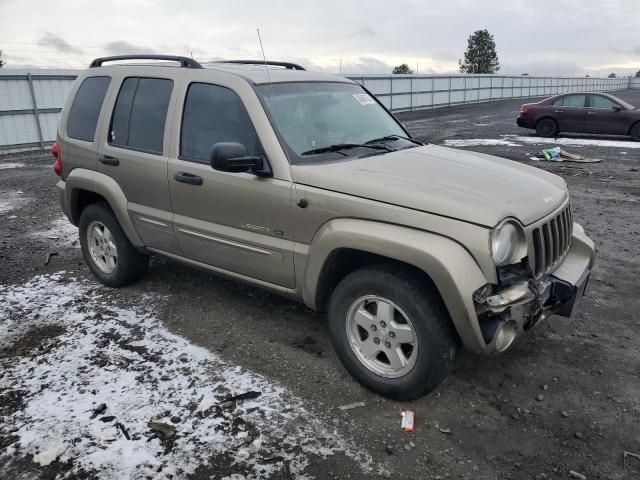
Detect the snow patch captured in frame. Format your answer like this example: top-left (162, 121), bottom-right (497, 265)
top-left (443, 138), bottom-right (522, 147)
top-left (0, 190), bottom-right (30, 214)
top-left (32, 216), bottom-right (80, 248)
top-left (504, 135), bottom-right (640, 149)
top-left (0, 273), bottom-right (371, 479)
top-left (0, 162), bottom-right (26, 170)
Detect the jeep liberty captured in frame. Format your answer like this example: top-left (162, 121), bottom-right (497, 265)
top-left (53, 55), bottom-right (595, 400)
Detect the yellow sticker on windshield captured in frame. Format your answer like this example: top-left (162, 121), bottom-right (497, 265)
top-left (353, 93), bottom-right (375, 105)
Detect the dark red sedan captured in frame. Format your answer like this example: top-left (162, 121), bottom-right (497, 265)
top-left (517, 92), bottom-right (640, 140)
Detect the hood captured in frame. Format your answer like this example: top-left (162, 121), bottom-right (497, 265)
top-left (291, 144), bottom-right (568, 227)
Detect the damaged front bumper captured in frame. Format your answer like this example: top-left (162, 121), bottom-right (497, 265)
top-left (474, 223), bottom-right (595, 353)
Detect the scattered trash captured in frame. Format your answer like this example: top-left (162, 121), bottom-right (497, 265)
top-left (99, 415), bottom-right (115, 423)
top-left (116, 422), bottom-right (131, 440)
top-left (44, 251), bottom-right (58, 265)
top-left (569, 470), bottom-right (586, 480)
top-left (228, 391), bottom-right (262, 402)
top-left (561, 410), bottom-right (569, 418)
top-left (90, 403), bottom-right (107, 419)
top-left (400, 409), bottom-right (415, 432)
top-left (438, 426), bottom-right (451, 434)
top-left (536, 394), bottom-right (545, 402)
top-left (624, 451), bottom-right (640, 469)
top-left (148, 421), bottom-right (176, 439)
top-left (531, 148), bottom-right (602, 163)
top-left (338, 401), bottom-right (366, 411)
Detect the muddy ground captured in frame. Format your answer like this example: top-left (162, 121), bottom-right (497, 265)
top-left (1, 90), bottom-right (639, 479)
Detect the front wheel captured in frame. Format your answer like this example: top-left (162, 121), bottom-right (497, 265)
top-left (536, 118), bottom-right (558, 137)
top-left (328, 265), bottom-right (459, 400)
top-left (631, 122), bottom-right (640, 142)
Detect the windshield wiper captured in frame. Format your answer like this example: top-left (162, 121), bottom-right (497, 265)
top-left (301, 143), bottom-right (392, 156)
top-left (365, 134), bottom-right (424, 146)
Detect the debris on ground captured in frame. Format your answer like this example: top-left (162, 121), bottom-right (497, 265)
top-left (148, 421), bottom-right (176, 439)
top-left (44, 251), bottom-right (58, 265)
top-left (227, 391), bottom-right (262, 402)
top-left (89, 403), bottom-right (107, 419)
top-left (569, 470), bottom-right (586, 480)
top-left (338, 401), bottom-right (366, 411)
top-left (533, 148), bottom-right (602, 163)
top-left (624, 451), bottom-right (640, 469)
top-left (400, 410), bottom-right (415, 432)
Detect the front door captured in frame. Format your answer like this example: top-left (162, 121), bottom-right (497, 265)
top-left (552, 94), bottom-right (587, 133)
top-left (585, 94), bottom-right (628, 135)
top-left (97, 71), bottom-right (183, 254)
top-left (167, 82), bottom-right (295, 288)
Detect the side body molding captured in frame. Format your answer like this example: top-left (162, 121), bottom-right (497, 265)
top-left (63, 168), bottom-right (143, 247)
top-left (302, 219), bottom-right (489, 353)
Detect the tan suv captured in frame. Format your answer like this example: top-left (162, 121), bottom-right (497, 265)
top-left (53, 55), bottom-right (595, 400)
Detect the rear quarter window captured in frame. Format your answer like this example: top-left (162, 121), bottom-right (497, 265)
top-left (66, 76), bottom-right (111, 142)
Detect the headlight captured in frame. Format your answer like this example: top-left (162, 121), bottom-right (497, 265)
top-left (491, 220), bottom-right (525, 266)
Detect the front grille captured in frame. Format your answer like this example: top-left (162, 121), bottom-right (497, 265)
top-left (531, 204), bottom-right (573, 276)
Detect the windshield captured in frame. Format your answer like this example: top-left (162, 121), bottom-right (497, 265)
top-left (257, 82), bottom-right (409, 162)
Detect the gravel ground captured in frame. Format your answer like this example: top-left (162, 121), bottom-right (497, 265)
top-left (1, 89), bottom-right (639, 479)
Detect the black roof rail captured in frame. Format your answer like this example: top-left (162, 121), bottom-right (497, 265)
top-left (212, 60), bottom-right (305, 71)
top-left (89, 55), bottom-right (203, 69)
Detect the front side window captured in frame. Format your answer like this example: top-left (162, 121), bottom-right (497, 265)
top-left (67, 76), bottom-right (111, 142)
top-left (257, 82), bottom-right (407, 163)
top-left (589, 95), bottom-right (616, 109)
top-left (180, 83), bottom-right (260, 163)
top-left (109, 77), bottom-right (173, 154)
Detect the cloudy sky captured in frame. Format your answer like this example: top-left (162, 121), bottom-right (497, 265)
top-left (0, 0), bottom-right (638, 76)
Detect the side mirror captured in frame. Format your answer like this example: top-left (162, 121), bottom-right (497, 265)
top-left (613, 104), bottom-right (623, 111)
top-left (209, 142), bottom-right (272, 177)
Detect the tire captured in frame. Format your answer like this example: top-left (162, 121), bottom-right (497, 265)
top-left (631, 122), bottom-right (640, 142)
top-left (328, 265), bottom-right (459, 400)
top-left (536, 118), bottom-right (558, 137)
top-left (79, 202), bottom-right (149, 287)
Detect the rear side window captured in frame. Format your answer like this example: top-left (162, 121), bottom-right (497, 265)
top-left (180, 83), bottom-right (259, 163)
top-left (109, 77), bottom-right (173, 155)
top-left (556, 95), bottom-right (586, 108)
top-left (589, 95), bottom-right (616, 109)
top-left (66, 76), bottom-right (111, 142)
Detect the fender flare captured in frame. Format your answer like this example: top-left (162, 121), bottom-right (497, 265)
top-left (64, 169), bottom-right (143, 247)
top-left (302, 219), bottom-right (489, 353)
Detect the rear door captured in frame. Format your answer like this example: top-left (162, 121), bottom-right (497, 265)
top-left (585, 94), bottom-right (627, 135)
top-left (97, 68), bottom-right (183, 253)
top-left (167, 80), bottom-right (295, 288)
top-left (551, 94), bottom-right (587, 133)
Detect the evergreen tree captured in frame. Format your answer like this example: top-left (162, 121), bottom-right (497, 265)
top-left (392, 63), bottom-right (413, 74)
top-left (459, 30), bottom-right (500, 74)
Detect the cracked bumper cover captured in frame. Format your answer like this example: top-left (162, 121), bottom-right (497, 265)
top-left (475, 223), bottom-right (595, 353)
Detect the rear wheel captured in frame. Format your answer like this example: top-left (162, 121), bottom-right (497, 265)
top-left (631, 122), bottom-right (640, 141)
top-left (79, 202), bottom-right (149, 287)
top-left (328, 265), bottom-right (459, 400)
top-left (536, 118), bottom-right (558, 137)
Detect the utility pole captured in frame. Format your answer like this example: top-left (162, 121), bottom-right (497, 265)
top-left (416, 60), bottom-right (419, 75)
top-left (339, 58), bottom-right (343, 75)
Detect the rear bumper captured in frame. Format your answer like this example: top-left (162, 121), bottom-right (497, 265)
top-left (473, 223), bottom-right (595, 353)
top-left (516, 115), bottom-right (533, 129)
top-left (56, 179), bottom-right (72, 222)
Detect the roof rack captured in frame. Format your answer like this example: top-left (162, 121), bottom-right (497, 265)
top-left (89, 55), bottom-right (203, 69)
top-left (212, 60), bottom-right (306, 71)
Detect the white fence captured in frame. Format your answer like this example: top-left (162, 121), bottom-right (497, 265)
top-left (0, 69), bottom-right (78, 152)
top-left (346, 74), bottom-right (631, 112)
top-left (0, 69), bottom-right (633, 152)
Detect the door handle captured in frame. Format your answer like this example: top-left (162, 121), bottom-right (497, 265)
top-left (174, 172), bottom-right (203, 186)
top-left (587, 111), bottom-right (597, 115)
top-left (554, 110), bottom-right (564, 113)
top-left (99, 154), bottom-right (119, 166)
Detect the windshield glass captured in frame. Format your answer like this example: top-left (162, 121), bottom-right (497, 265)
top-left (257, 82), bottom-right (408, 162)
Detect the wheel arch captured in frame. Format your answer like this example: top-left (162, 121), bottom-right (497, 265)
top-left (303, 219), bottom-right (489, 353)
top-left (628, 119), bottom-right (640, 137)
top-left (64, 169), bottom-right (143, 247)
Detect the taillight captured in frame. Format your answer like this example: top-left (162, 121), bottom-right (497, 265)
top-left (52, 142), bottom-right (63, 178)
top-left (520, 105), bottom-right (529, 114)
